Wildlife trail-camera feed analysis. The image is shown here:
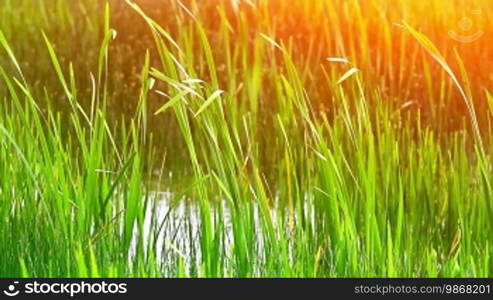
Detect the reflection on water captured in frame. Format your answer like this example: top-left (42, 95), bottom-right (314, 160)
top-left (129, 189), bottom-right (274, 272)
top-left (130, 190), bottom-right (198, 266)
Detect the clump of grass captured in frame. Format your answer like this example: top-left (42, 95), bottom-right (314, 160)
top-left (0, 0), bottom-right (492, 277)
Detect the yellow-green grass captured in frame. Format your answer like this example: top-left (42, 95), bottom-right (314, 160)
top-left (0, 0), bottom-right (492, 277)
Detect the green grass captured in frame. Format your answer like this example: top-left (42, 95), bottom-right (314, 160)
top-left (0, 0), bottom-right (492, 277)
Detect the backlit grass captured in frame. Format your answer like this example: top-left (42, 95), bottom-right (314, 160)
top-left (0, 0), bottom-right (492, 277)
